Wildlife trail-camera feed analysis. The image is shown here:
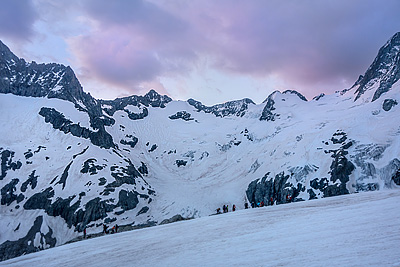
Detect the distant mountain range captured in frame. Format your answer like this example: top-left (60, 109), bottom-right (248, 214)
top-left (0, 32), bottom-right (399, 261)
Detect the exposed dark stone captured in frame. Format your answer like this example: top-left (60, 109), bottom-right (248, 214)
top-left (138, 162), bottom-right (148, 175)
top-left (117, 190), bottom-right (139, 212)
top-left (136, 206), bottom-right (149, 216)
top-left (310, 178), bottom-right (329, 190)
top-left (1, 178), bottom-right (22, 205)
top-left (72, 146), bottom-right (89, 159)
top-left (39, 107), bottom-right (114, 149)
top-left (188, 98), bottom-right (255, 117)
top-left (246, 172), bottom-right (304, 205)
top-left (98, 177), bottom-right (107, 186)
top-left (260, 91), bottom-right (279, 121)
top-left (169, 111), bottom-right (194, 121)
top-left (1, 149), bottom-right (22, 181)
top-left (0, 216), bottom-right (56, 262)
top-left (331, 131), bottom-right (347, 144)
top-left (307, 189), bottom-right (317, 200)
top-left (120, 135), bottom-right (138, 148)
top-left (21, 170), bottom-right (38, 192)
top-left (24, 187), bottom-right (55, 210)
top-left (78, 197), bottom-right (115, 230)
top-left (81, 159), bottom-right (104, 175)
top-left (353, 32), bottom-right (400, 102)
top-left (282, 90), bottom-right (308, 101)
top-left (56, 161), bottom-right (73, 190)
top-left (107, 160), bottom-right (141, 190)
top-left (176, 160), bottom-right (187, 167)
top-left (356, 183), bottom-right (380, 191)
top-left (382, 98), bottom-right (398, 111)
top-left (160, 214), bottom-right (191, 225)
top-left (47, 195), bottom-right (80, 228)
top-left (148, 144), bottom-right (157, 152)
top-left (313, 93), bottom-right (325, 101)
top-left (329, 149), bottom-right (355, 185)
top-left (101, 90), bottom-right (172, 118)
top-left (24, 150), bottom-right (33, 159)
top-left (391, 169), bottom-right (400, 185)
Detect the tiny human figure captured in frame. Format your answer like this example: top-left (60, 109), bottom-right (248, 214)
top-left (83, 227), bottom-right (86, 238)
top-left (217, 208), bottom-right (221, 214)
top-left (223, 205), bottom-right (227, 213)
top-left (226, 205), bottom-right (229, 212)
top-left (103, 224), bottom-right (108, 234)
top-left (260, 201), bottom-right (264, 207)
top-left (111, 226), bottom-right (115, 234)
top-left (232, 205), bottom-right (236, 211)
top-left (251, 202), bottom-right (255, 208)
top-left (244, 202), bottom-right (249, 209)
top-left (115, 224), bottom-right (119, 233)
top-left (270, 197), bottom-right (274, 206)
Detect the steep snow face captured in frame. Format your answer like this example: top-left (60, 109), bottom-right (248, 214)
top-left (1, 33), bottom-right (400, 261)
top-left (3, 190), bottom-right (400, 267)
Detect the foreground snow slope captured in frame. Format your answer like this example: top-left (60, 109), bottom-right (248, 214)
top-left (3, 189), bottom-right (400, 267)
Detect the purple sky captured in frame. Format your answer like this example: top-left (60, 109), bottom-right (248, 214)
top-left (1, 0), bottom-right (400, 105)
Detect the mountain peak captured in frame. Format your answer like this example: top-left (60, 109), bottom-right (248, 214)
top-left (0, 40), bottom-right (20, 67)
top-left (353, 32), bottom-right (400, 102)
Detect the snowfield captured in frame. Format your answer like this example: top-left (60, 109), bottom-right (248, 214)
top-left (2, 189), bottom-right (400, 267)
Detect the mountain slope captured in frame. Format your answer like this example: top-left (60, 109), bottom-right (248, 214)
top-left (1, 33), bottom-right (400, 261)
top-left (3, 190), bottom-right (400, 267)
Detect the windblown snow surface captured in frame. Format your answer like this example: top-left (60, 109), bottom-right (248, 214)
top-left (2, 189), bottom-right (400, 267)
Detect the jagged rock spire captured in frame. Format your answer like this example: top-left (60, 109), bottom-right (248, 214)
top-left (353, 32), bottom-right (400, 101)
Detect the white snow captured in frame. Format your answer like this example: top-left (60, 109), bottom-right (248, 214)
top-left (2, 190), bottom-right (400, 267)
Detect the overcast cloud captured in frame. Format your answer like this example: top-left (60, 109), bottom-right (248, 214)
top-left (1, 0), bottom-right (400, 103)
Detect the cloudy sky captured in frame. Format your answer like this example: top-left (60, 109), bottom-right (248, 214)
top-left (1, 0), bottom-right (400, 105)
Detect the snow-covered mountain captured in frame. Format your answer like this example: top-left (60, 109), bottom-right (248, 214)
top-left (1, 32), bottom-right (400, 261)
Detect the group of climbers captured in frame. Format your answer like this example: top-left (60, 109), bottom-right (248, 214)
top-left (217, 204), bottom-right (237, 214)
top-left (102, 223), bottom-right (119, 234)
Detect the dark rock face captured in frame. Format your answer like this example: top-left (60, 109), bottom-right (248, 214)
top-left (56, 161), bottom-right (73, 190)
top-left (1, 178), bottom-right (24, 205)
top-left (392, 169), bottom-right (400, 185)
top-left (81, 159), bottom-right (105, 175)
top-left (136, 206), bottom-right (149, 216)
top-left (353, 32), bottom-right (400, 101)
top-left (169, 111), bottom-right (194, 121)
top-left (322, 131), bottom-right (355, 196)
top-left (148, 144), bottom-right (157, 152)
top-left (282, 90), bottom-right (308, 101)
top-left (313, 93), bottom-right (325, 101)
top-left (0, 40), bottom-right (113, 131)
top-left (124, 107), bottom-right (149, 121)
top-left (160, 214), bottom-right (190, 225)
top-left (382, 98), bottom-right (398, 111)
top-left (246, 172), bottom-right (304, 205)
top-left (176, 160), bottom-right (187, 167)
top-left (101, 89), bottom-right (172, 118)
top-left (188, 98), bottom-right (255, 117)
top-left (0, 216), bottom-right (56, 262)
top-left (39, 107), bottom-right (114, 149)
top-left (117, 190), bottom-right (139, 212)
top-left (20, 170), bottom-right (38, 192)
top-left (1, 149), bottom-right (22, 180)
top-left (120, 135), bottom-right (138, 148)
top-left (260, 92), bottom-right (279, 121)
top-left (24, 187), bottom-right (55, 210)
top-left (138, 162), bottom-right (148, 175)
